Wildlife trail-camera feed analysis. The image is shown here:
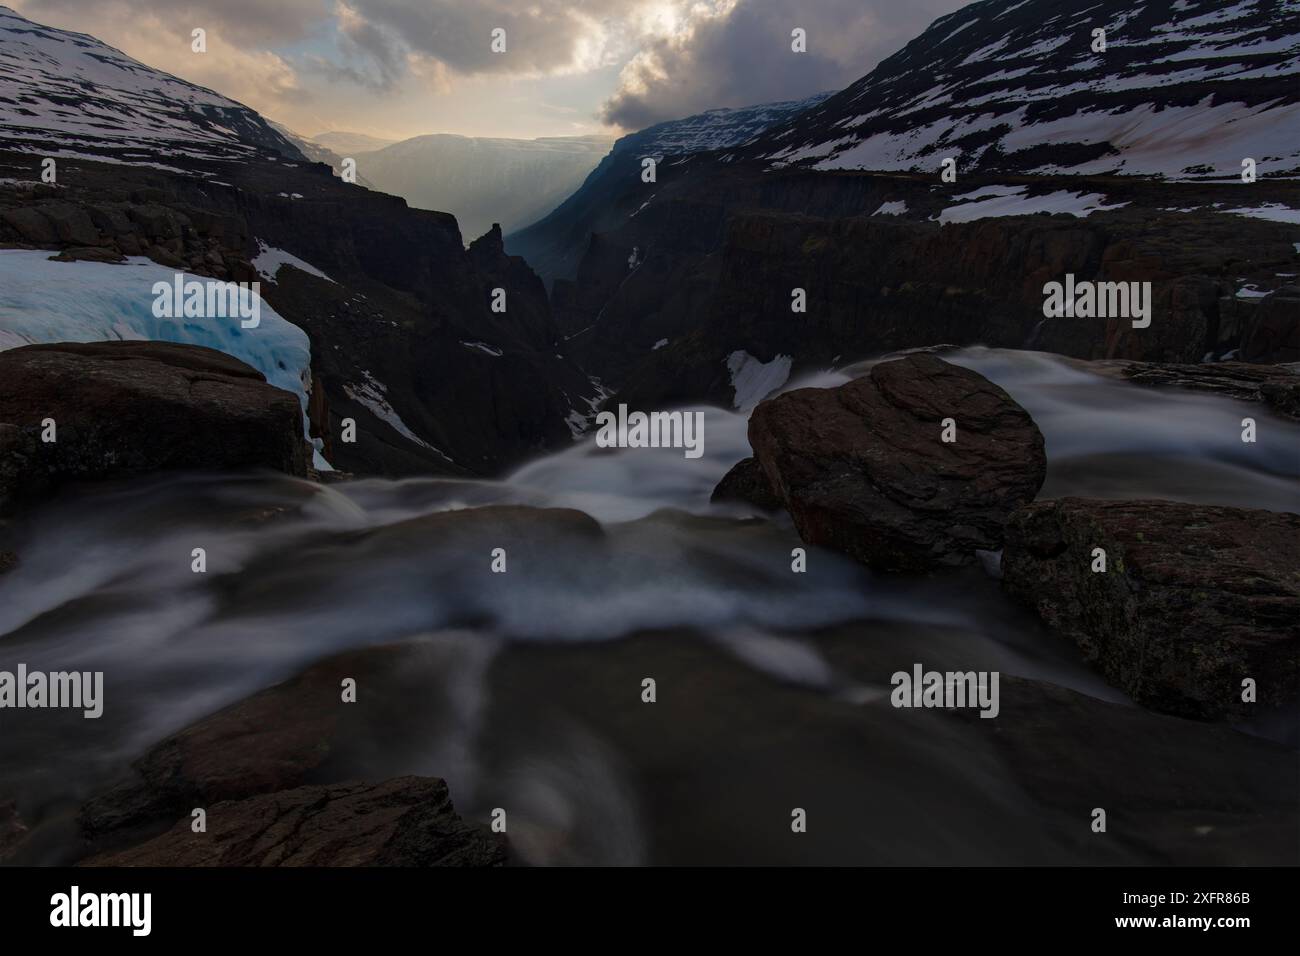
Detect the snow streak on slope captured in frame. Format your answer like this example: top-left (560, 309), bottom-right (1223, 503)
top-left (751, 0), bottom-right (1300, 179)
top-left (0, 5), bottom-right (301, 164)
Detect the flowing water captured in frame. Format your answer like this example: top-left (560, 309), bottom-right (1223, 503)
top-left (1, 348), bottom-right (1297, 864)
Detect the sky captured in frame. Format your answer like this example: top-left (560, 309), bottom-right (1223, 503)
top-left (11, 0), bottom-right (967, 141)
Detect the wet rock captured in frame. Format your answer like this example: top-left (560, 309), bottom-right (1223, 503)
top-left (0, 799), bottom-right (28, 862)
top-left (0, 341), bottom-right (307, 512)
top-left (76, 638), bottom-right (511, 845)
top-left (748, 354), bottom-right (1046, 570)
top-left (1086, 359), bottom-right (1300, 421)
top-left (80, 777), bottom-right (505, 867)
top-left (942, 674), bottom-right (1299, 864)
top-left (710, 456), bottom-right (783, 510)
top-left (487, 625), bottom-right (1299, 865)
top-left (1002, 497), bottom-right (1300, 719)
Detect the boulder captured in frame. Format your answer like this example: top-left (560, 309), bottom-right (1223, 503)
top-left (1002, 497), bottom-right (1300, 719)
top-left (80, 777), bottom-right (505, 867)
top-left (0, 341), bottom-right (307, 512)
top-left (748, 354), bottom-right (1046, 570)
top-left (710, 456), bottom-right (783, 511)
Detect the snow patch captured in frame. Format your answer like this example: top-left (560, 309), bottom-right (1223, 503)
top-left (343, 370), bottom-right (451, 461)
top-left (252, 240), bottom-right (336, 285)
top-left (726, 351), bottom-right (793, 411)
top-left (1221, 204), bottom-right (1300, 224)
top-left (461, 340), bottom-right (504, 356)
top-left (938, 187), bottom-right (1129, 223)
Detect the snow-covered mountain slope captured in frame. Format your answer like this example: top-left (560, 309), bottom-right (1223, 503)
top-left (616, 91), bottom-right (834, 160)
top-left (505, 92), bottom-right (832, 284)
top-left (0, 5), bottom-right (302, 165)
top-left (748, 0), bottom-right (1300, 179)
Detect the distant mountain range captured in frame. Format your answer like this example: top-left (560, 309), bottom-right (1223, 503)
top-left (312, 131), bottom-right (398, 155)
top-left (346, 133), bottom-right (614, 242)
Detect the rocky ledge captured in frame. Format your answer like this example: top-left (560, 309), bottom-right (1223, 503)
top-left (73, 642), bottom-right (505, 866)
top-left (0, 340), bottom-right (308, 513)
top-left (1002, 497), bottom-right (1300, 720)
top-left (742, 354), bottom-right (1046, 570)
top-left (81, 776), bottom-right (505, 867)
top-left (1084, 359), bottom-right (1300, 421)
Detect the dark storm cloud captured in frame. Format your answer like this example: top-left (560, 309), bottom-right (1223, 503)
top-left (600, 0), bottom-right (968, 129)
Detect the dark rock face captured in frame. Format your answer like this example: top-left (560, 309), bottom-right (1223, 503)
top-left (553, 164), bottom-right (1300, 414)
top-left (1002, 498), bottom-right (1300, 720)
top-left (81, 777), bottom-right (505, 867)
top-left (748, 354), bottom-right (1045, 570)
top-left (0, 341), bottom-right (307, 512)
top-left (710, 456), bottom-right (782, 511)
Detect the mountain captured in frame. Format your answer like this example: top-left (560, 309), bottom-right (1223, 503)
top-left (312, 131), bottom-right (398, 155)
top-left (506, 92), bottom-right (832, 286)
top-left (538, 0), bottom-right (1300, 414)
top-left (0, 5), bottom-right (302, 165)
top-left (747, 0), bottom-right (1300, 179)
top-left (268, 120), bottom-right (377, 188)
top-left (355, 133), bottom-right (614, 242)
top-left (0, 5), bottom-right (596, 477)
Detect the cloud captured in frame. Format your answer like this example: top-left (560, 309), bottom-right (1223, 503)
top-left (11, 0), bottom-right (309, 116)
top-left (16, 0), bottom-right (325, 46)
top-left (600, 0), bottom-right (968, 129)
top-left (9, 0), bottom-right (975, 138)
top-left (342, 0), bottom-right (685, 79)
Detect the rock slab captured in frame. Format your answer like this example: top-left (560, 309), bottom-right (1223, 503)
top-left (0, 341), bottom-right (307, 511)
top-left (81, 776), bottom-right (506, 867)
top-left (1002, 497), bottom-right (1300, 719)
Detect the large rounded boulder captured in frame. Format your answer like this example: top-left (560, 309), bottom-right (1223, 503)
top-left (747, 353), bottom-right (1046, 571)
